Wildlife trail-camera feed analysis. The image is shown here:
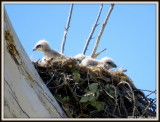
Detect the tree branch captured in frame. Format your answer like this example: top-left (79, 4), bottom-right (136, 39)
top-left (91, 4), bottom-right (114, 58)
top-left (61, 4), bottom-right (74, 54)
top-left (82, 4), bottom-right (103, 55)
top-left (92, 48), bottom-right (107, 58)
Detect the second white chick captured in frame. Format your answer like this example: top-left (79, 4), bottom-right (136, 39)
top-left (81, 57), bottom-right (117, 70)
top-left (74, 53), bottom-right (91, 62)
top-left (33, 40), bottom-right (65, 62)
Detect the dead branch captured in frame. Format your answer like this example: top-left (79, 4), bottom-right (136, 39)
top-left (92, 48), bottom-right (106, 58)
top-left (91, 4), bottom-right (114, 58)
top-left (61, 4), bottom-right (74, 54)
top-left (82, 4), bottom-right (103, 55)
top-left (118, 81), bottom-right (136, 116)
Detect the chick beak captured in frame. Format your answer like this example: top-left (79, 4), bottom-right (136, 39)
top-left (113, 64), bottom-right (117, 68)
top-left (33, 48), bottom-right (36, 51)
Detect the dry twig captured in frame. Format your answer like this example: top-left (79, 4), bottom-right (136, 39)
top-left (61, 4), bottom-right (74, 54)
top-left (92, 48), bottom-right (107, 58)
top-left (82, 4), bottom-right (103, 55)
top-left (91, 4), bottom-right (114, 58)
top-left (118, 80), bottom-right (136, 116)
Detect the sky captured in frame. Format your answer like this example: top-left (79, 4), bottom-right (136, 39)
top-left (4, 2), bottom-right (157, 98)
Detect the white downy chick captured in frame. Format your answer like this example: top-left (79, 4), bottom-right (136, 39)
top-left (74, 53), bottom-right (91, 63)
top-left (81, 57), bottom-right (117, 70)
top-left (101, 57), bottom-right (117, 69)
top-left (81, 57), bottom-right (100, 67)
top-left (33, 40), bottom-right (65, 62)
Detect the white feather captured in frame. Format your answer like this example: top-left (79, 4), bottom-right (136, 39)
top-left (33, 40), bottom-right (66, 62)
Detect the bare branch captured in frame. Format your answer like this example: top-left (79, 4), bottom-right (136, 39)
top-left (61, 4), bottom-right (74, 54)
top-left (82, 4), bottom-right (103, 55)
top-left (91, 4), bottom-right (114, 58)
top-left (146, 90), bottom-right (156, 97)
top-left (118, 80), bottom-right (136, 116)
top-left (92, 48), bottom-right (107, 58)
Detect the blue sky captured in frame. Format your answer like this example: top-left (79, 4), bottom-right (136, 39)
top-left (4, 3), bottom-right (157, 98)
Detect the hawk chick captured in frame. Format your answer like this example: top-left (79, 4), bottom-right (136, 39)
top-left (74, 53), bottom-right (91, 63)
top-left (101, 57), bottom-right (117, 69)
top-left (33, 40), bottom-right (65, 62)
top-left (81, 57), bottom-right (117, 70)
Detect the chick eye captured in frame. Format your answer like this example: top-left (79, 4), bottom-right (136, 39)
top-left (107, 62), bottom-right (112, 65)
top-left (36, 45), bottom-right (42, 48)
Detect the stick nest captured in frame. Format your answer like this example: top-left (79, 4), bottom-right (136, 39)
top-left (33, 58), bottom-right (156, 118)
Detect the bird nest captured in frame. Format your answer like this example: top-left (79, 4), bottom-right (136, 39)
top-left (33, 58), bottom-right (156, 118)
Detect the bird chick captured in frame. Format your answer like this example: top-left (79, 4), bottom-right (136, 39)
top-left (33, 40), bottom-right (65, 62)
top-left (81, 57), bottom-right (99, 67)
top-left (42, 56), bottom-right (47, 62)
top-left (74, 53), bottom-right (86, 61)
top-left (74, 53), bottom-right (91, 63)
top-left (81, 57), bottom-right (117, 70)
top-left (101, 57), bottom-right (117, 69)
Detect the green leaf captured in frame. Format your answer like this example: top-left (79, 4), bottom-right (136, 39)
top-left (95, 90), bottom-right (100, 99)
top-left (87, 93), bottom-right (96, 101)
top-left (89, 83), bottom-right (98, 92)
top-left (90, 101), bottom-right (105, 112)
top-left (80, 83), bottom-right (100, 103)
top-left (80, 96), bottom-right (89, 102)
top-left (80, 91), bottom-right (96, 102)
top-left (62, 96), bottom-right (70, 102)
top-left (72, 72), bottom-right (80, 82)
top-left (57, 94), bottom-right (63, 101)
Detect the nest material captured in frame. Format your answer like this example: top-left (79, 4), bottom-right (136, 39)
top-left (33, 58), bottom-right (156, 118)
